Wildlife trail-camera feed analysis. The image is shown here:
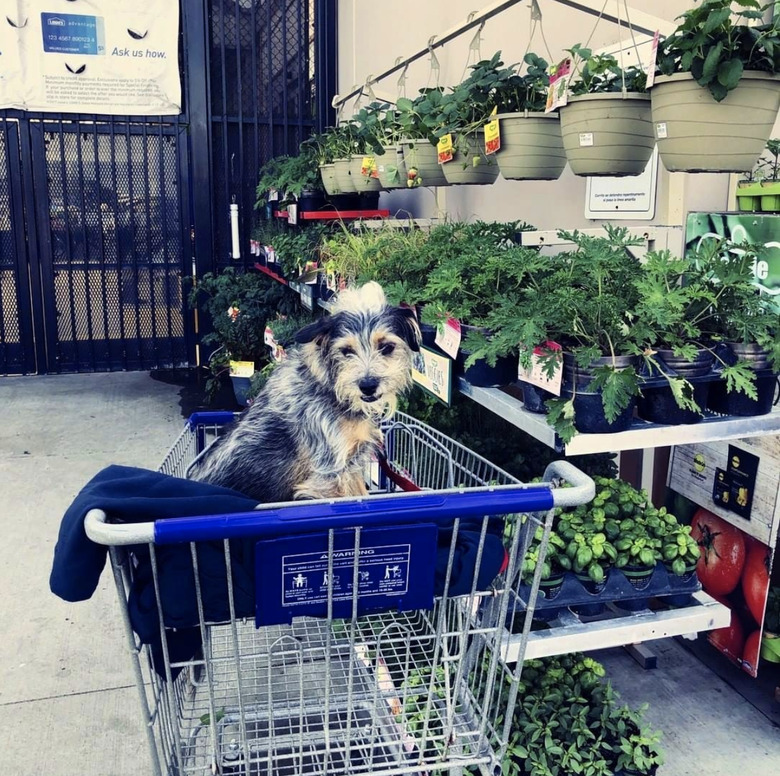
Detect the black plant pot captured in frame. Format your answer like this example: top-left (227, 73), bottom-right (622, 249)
top-left (456, 351), bottom-right (517, 387)
top-left (325, 192), bottom-right (361, 211)
top-left (621, 565), bottom-right (655, 591)
top-left (358, 191), bottom-right (380, 209)
top-left (707, 372), bottom-right (778, 417)
top-left (296, 189), bottom-right (327, 213)
top-left (539, 573), bottom-right (565, 601)
top-left (637, 378), bottom-right (709, 425)
top-left (562, 388), bottom-right (636, 434)
top-left (419, 322), bottom-right (438, 349)
top-left (521, 382), bottom-right (552, 414)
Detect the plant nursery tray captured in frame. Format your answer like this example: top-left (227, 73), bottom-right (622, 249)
top-left (519, 564), bottom-right (701, 620)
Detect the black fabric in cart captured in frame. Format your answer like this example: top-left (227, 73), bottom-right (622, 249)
top-left (50, 465), bottom-right (507, 678)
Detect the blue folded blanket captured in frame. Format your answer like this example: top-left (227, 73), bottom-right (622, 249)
top-left (50, 465), bottom-right (506, 678)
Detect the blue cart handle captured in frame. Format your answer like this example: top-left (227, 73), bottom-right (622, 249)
top-left (84, 464), bottom-right (594, 547)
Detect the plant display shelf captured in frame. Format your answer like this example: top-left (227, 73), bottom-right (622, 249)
top-left (273, 211), bottom-right (289, 219)
top-left (255, 263), bottom-right (289, 286)
top-left (459, 378), bottom-right (780, 456)
top-left (299, 209), bottom-right (390, 221)
top-left (502, 591), bottom-right (729, 661)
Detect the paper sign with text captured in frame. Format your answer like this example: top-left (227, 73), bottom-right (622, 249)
top-left (518, 342), bottom-right (563, 396)
top-left (229, 360), bottom-right (255, 378)
top-left (437, 134), bottom-right (454, 164)
top-left (484, 106), bottom-right (500, 155)
top-left (434, 318), bottom-right (462, 359)
top-left (361, 156), bottom-right (378, 178)
top-left (545, 58), bottom-right (571, 113)
top-left (412, 346), bottom-right (452, 404)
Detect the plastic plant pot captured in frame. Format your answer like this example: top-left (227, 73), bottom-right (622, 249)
top-left (707, 372), bottom-right (778, 417)
top-left (637, 379), bottom-right (709, 425)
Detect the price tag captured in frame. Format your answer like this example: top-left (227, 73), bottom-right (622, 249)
top-left (268, 189), bottom-right (279, 202)
top-left (545, 57), bottom-right (571, 113)
top-left (287, 202), bottom-right (298, 225)
top-left (271, 344), bottom-right (286, 363)
top-left (437, 134), bottom-right (454, 164)
top-left (518, 341), bottom-right (563, 396)
top-left (434, 318), bottom-right (461, 359)
top-left (229, 360), bottom-right (255, 378)
top-left (361, 156), bottom-right (378, 178)
top-left (265, 246), bottom-right (276, 265)
top-left (484, 107), bottom-right (500, 155)
top-left (579, 132), bottom-right (594, 147)
top-left (645, 30), bottom-right (660, 89)
top-left (656, 122), bottom-right (668, 139)
top-left (264, 325), bottom-right (275, 346)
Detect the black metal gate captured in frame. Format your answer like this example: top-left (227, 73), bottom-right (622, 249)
top-left (0, 0), bottom-right (336, 374)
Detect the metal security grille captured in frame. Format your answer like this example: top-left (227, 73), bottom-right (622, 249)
top-left (209, 0), bottom-right (318, 268)
top-left (32, 122), bottom-right (189, 372)
top-left (0, 120), bottom-right (35, 374)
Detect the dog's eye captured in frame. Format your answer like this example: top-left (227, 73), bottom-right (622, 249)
top-left (340, 346), bottom-right (355, 357)
top-left (380, 343), bottom-right (396, 356)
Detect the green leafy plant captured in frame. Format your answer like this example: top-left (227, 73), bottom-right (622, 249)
top-left (187, 269), bottom-right (300, 398)
top-left (752, 137), bottom-right (780, 181)
top-left (494, 52), bottom-right (554, 112)
top-left (255, 141), bottom-right (323, 208)
top-left (567, 44), bottom-right (648, 94)
top-left (612, 705), bottom-right (665, 775)
top-left (657, 0), bottom-right (780, 101)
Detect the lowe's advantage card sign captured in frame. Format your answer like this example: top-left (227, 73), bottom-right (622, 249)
top-left (0, 1), bottom-right (180, 115)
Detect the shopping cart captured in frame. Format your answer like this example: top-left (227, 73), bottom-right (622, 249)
top-left (85, 411), bottom-right (594, 776)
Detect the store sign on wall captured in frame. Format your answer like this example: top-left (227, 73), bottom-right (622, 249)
top-left (0, 1), bottom-right (180, 115)
top-left (686, 212), bottom-right (780, 297)
top-left (584, 148), bottom-right (658, 221)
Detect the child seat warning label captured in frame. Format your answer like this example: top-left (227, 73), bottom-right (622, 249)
top-left (282, 544), bottom-right (411, 606)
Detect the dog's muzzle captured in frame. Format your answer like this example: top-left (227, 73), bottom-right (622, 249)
top-left (358, 377), bottom-right (380, 402)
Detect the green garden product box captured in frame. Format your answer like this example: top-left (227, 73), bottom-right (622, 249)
top-left (686, 212), bottom-right (780, 301)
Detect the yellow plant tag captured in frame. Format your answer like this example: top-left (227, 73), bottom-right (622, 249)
top-left (437, 134), bottom-right (453, 164)
top-left (229, 360), bottom-right (255, 378)
top-left (484, 108), bottom-right (500, 155)
top-left (361, 156), bottom-right (378, 177)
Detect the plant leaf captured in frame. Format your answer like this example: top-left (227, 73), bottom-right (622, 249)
top-left (717, 58), bottom-right (744, 89)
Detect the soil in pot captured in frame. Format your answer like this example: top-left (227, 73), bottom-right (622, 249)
top-left (650, 71), bottom-right (780, 172)
top-left (441, 133), bottom-right (500, 185)
top-left (399, 139), bottom-right (448, 187)
top-left (559, 93), bottom-right (654, 177)
top-left (494, 112), bottom-right (566, 181)
top-left (637, 379), bottom-right (709, 425)
top-left (707, 372), bottom-right (778, 417)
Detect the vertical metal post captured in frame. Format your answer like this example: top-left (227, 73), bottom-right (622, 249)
top-left (315, 0), bottom-right (338, 132)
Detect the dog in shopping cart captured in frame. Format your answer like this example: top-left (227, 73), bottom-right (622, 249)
top-left (188, 282), bottom-right (421, 502)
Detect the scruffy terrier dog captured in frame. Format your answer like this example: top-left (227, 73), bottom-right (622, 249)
top-left (188, 282), bottom-right (420, 502)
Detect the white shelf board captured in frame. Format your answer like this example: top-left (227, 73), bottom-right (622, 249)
top-left (499, 591), bottom-right (729, 662)
top-left (458, 378), bottom-right (780, 456)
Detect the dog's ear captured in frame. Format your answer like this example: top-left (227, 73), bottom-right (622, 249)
top-left (295, 316), bottom-right (334, 346)
top-left (388, 307), bottom-right (421, 352)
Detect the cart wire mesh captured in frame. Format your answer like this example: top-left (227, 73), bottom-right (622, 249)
top-left (105, 412), bottom-right (573, 776)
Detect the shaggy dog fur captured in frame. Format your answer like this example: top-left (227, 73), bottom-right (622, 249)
top-left (188, 282), bottom-right (420, 502)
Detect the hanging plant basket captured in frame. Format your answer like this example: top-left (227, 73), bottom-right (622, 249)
top-left (441, 132), bottom-right (500, 186)
top-left (375, 144), bottom-right (408, 189)
top-left (332, 158), bottom-right (357, 193)
top-left (399, 138), bottom-right (449, 187)
top-left (494, 111), bottom-right (567, 181)
top-left (319, 163), bottom-right (340, 195)
top-left (559, 93), bottom-right (654, 177)
top-left (348, 157), bottom-right (383, 193)
top-left (650, 72), bottom-right (780, 172)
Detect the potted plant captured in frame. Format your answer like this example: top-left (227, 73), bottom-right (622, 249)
top-left (757, 139), bottom-right (780, 211)
top-left (653, 0), bottom-right (780, 172)
top-left (187, 269), bottom-right (300, 404)
top-left (430, 52), bottom-right (512, 185)
top-left (352, 100), bottom-right (411, 190)
top-left (702, 240), bottom-right (780, 415)
top-left (396, 87), bottom-right (450, 187)
top-left (255, 141), bottom-right (327, 216)
top-left (559, 45), bottom-right (653, 176)
top-left (492, 52), bottom-right (567, 181)
top-left (520, 523), bottom-right (571, 600)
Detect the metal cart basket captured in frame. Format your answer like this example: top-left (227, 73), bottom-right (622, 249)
top-left (85, 412), bottom-right (594, 776)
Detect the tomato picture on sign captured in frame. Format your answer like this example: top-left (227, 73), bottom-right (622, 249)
top-left (687, 505), bottom-right (775, 677)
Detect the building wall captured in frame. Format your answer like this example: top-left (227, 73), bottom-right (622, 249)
top-left (336, 0), bottom-right (741, 241)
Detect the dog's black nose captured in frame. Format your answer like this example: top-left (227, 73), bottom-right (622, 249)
top-left (359, 377), bottom-right (380, 396)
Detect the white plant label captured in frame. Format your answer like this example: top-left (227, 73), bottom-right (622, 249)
top-left (434, 318), bottom-right (462, 359)
top-left (579, 132), bottom-right (594, 147)
top-left (518, 342), bottom-right (563, 397)
top-left (656, 122), bottom-right (668, 139)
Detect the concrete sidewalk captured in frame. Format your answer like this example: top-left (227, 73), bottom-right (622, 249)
top-left (1, 372), bottom-right (778, 775)
top-left (0, 373), bottom-right (182, 776)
